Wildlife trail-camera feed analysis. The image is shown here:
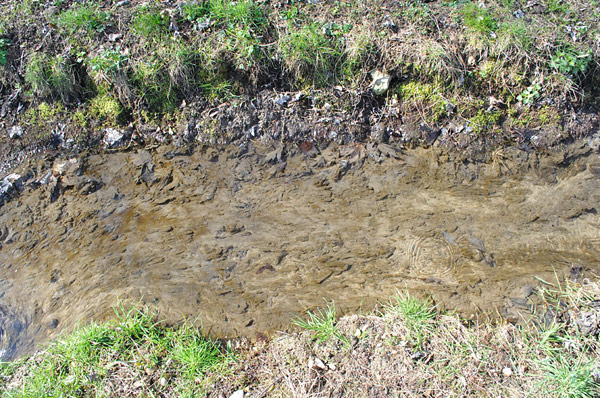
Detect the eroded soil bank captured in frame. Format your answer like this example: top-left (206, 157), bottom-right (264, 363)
top-left (0, 140), bottom-right (599, 360)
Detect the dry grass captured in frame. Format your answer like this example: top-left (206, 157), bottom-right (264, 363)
top-left (206, 278), bottom-right (600, 397)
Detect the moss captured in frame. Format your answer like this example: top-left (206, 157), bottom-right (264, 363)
top-left (469, 108), bottom-right (504, 135)
top-left (396, 81), bottom-right (448, 123)
top-left (398, 81), bottom-right (435, 102)
top-left (509, 105), bottom-right (561, 128)
top-left (72, 110), bottom-right (88, 128)
top-left (88, 94), bottom-right (124, 125)
top-left (24, 102), bottom-right (65, 127)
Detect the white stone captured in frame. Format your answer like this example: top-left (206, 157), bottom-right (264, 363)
top-left (230, 390), bottom-right (244, 398)
top-left (502, 367), bottom-right (513, 377)
top-left (7, 126), bottom-right (24, 139)
top-left (103, 128), bottom-right (126, 148)
top-left (371, 71), bottom-right (390, 96)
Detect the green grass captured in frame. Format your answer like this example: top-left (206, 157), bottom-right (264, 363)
top-left (0, 305), bottom-right (233, 397)
top-left (24, 53), bottom-right (79, 102)
top-left (2, 0), bottom-right (599, 139)
top-left (2, 279), bottom-right (600, 396)
top-left (0, 38), bottom-right (8, 66)
top-left (384, 292), bottom-right (436, 348)
top-left (518, 277), bottom-right (600, 398)
top-left (292, 303), bottom-right (349, 345)
top-left (461, 2), bottom-right (499, 34)
top-left (279, 22), bottom-right (347, 87)
top-left (132, 6), bottom-right (169, 38)
top-left (54, 3), bottom-right (110, 36)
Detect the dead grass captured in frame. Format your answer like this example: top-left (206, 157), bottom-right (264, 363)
top-left (205, 277), bottom-right (600, 397)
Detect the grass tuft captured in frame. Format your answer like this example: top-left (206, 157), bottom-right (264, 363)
top-left (292, 303), bottom-right (349, 345)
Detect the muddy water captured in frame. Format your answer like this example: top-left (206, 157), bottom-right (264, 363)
top-left (1, 142), bottom-right (599, 359)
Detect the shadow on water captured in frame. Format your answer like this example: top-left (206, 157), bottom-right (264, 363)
top-left (1, 142), bottom-right (599, 359)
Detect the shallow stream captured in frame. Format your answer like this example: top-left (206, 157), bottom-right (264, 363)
top-left (1, 142), bottom-right (599, 359)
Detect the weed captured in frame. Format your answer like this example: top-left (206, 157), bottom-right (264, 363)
top-left (292, 303), bottom-right (349, 345)
top-left (550, 49), bottom-right (592, 76)
top-left (88, 48), bottom-right (128, 76)
top-left (517, 83), bottom-right (541, 105)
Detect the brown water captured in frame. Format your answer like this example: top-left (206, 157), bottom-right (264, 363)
top-left (1, 142), bottom-right (599, 359)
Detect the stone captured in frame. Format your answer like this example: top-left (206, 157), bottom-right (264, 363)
top-left (7, 126), bottom-right (24, 139)
top-left (309, 357), bottom-right (327, 370)
top-left (502, 367), bottom-right (513, 377)
top-left (274, 94), bottom-right (291, 107)
top-left (52, 158), bottom-right (79, 176)
top-left (576, 312), bottom-right (598, 336)
top-left (587, 132), bottom-right (600, 152)
top-left (103, 128), bottom-right (127, 148)
top-left (371, 71), bottom-right (390, 96)
top-left (230, 390), bottom-right (244, 398)
top-left (0, 174), bottom-right (21, 202)
top-left (46, 318), bottom-right (59, 329)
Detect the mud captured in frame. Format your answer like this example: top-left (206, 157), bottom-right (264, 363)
top-left (0, 141), bottom-right (599, 360)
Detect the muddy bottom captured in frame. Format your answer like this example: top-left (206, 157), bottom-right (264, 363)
top-left (1, 142), bottom-right (599, 360)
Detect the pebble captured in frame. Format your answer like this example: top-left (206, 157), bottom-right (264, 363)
top-left (103, 128), bottom-right (127, 148)
top-left (371, 71), bottom-right (390, 96)
top-left (502, 367), bottom-right (513, 377)
top-left (7, 126), bottom-right (24, 139)
top-left (230, 390), bottom-right (244, 398)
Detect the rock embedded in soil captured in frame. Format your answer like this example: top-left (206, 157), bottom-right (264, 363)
top-left (229, 390), bottom-right (244, 398)
top-left (371, 71), bottom-right (391, 96)
top-left (103, 128), bottom-right (128, 149)
top-left (7, 126), bottom-right (24, 139)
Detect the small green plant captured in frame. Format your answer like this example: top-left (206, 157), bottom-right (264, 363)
top-left (0, 38), bottom-right (9, 66)
top-left (517, 83), bottom-right (541, 105)
top-left (550, 49), bottom-right (591, 76)
top-left (292, 303), bottom-right (349, 345)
